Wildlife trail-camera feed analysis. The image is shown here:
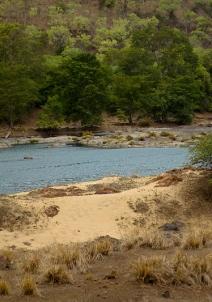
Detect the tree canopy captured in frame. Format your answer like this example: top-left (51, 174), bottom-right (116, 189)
top-left (38, 52), bottom-right (112, 127)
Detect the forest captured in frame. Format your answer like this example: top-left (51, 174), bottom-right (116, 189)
top-left (0, 0), bottom-right (212, 128)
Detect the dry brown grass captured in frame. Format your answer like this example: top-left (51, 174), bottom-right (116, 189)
top-left (21, 274), bottom-right (39, 295)
top-left (141, 231), bottom-right (172, 249)
top-left (183, 224), bottom-right (212, 250)
top-left (86, 238), bottom-right (113, 262)
top-left (121, 227), bottom-right (180, 250)
top-left (22, 251), bottom-right (42, 274)
top-left (121, 227), bottom-right (142, 250)
top-left (0, 196), bottom-right (34, 231)
top-left (43, 264), bottom-right (73, 284)
top-left (131, 256), bottom-right (167, 284)
top-left (0, 280), bottom-right (10, 295)
top-left (45, 243), bottom-right (88, 273)
top-left (131, 250), bottom-right (212, 287)
top-left (0, 248), bottom-right (13, 263)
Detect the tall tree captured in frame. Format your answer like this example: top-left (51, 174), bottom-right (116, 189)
top-left (0, 23), bottom-right (44, 127)
top-left (39, 53), bottom-right (112, 127)
top-left (0, 64), bottom-right (37, 127)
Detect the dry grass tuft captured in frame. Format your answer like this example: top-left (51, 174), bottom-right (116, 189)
top-left (47, 243), bottom-right (88, 272)
top-left (44, 264), bottom-right (73, 284)
top-left (0, 280), bottom-right (10, 295)
top-left (131, 256), bottom-right (167, 284)
top-left (131, 250), bottom-right (212, 287)
top-left (183, 225), bottom-right (212, 250)
top-left (141, 231), bottom-right (171, 249)
top-left (122, 228), bottom-right (177, 250)
top-left (171, 250), bottom-right (212, 286)
top-left (121, 227), bottom-right (142, 250)
top-left (22, 252), bottom-right (42, 274)
top-left (0, 248), bottom-right (13, 263)
top-left (86, 238), bottom-right (113, 262)
top-left (21, 274), bottom-right (39, 295)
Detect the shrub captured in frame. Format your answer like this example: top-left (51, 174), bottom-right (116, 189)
top-left (82, 131), bottom-right (93, 137)
top-left (148, 131), bottom-right (157, 138)
top-left (168, 133), bottom-right (176, 140)
top-left (126, 135), bottom-right (133, 141)
top-left (160, 131), bottom-right (171, 137)
top-left (137, 136), bottom-right (145, 141)
top-left (188, 133), bottom-right (212, 168)
top-left (29, 138), bottom-right (39, 144)
top-left (137, 118), bottom-right (152, 127)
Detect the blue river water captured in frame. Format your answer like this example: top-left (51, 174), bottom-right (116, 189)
top-left (0, 144), bottom-right (189, 194)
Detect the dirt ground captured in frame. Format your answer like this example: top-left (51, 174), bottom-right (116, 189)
top-left (1, 168), bottom-right (212, 301)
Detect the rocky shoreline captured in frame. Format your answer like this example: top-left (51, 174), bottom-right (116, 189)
top-left (0, 125), bottom-right (211, 149)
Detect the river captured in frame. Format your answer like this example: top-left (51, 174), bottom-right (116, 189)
top-left (0, 144), bottom-right (189, 194)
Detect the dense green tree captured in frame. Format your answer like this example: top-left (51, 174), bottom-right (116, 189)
top-left (39, 53), bottom-right (112, 127)
top-left (0, 64), bottom-right (38, 127)
top-left (130, 26), bottom-right (204, 123)
top-left (111, 73), bottom-right (145, 124)
top-left (0, 23), bottom-right (44, 127)
top-left (157, 0), bottom-right (182, 22)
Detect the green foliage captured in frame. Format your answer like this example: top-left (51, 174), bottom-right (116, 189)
top-left (37, 95), bottom-right (65, 128)
top-left (111, 73), bottom-right (146, 124)
top-left (40, 53), bottom-right (112, 127)
top-left (0, 64), bottom-right (38, 127)
top-left (189, 134), bottom-right (212, 168)
top-left (158, 0), bottom-right (182, 21)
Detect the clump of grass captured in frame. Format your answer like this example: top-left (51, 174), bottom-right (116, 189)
top-left (109, 134), bottom-right (118, 139)
top-left (29, 138), bottom-right (39, 144)
top-left (121, 227), bottom-right (142, 250)
top-left (102, 139), bottom-right (111, 144)
top-left (131, 250), bottom-right (212, 286)
top-left (168, 133), bottom-right (176, 140)
top-left (137, 136), bottom-right (145, 141)
top-left (82, 131), bottom-right (93, 137)
top-left (86, 238), bottom-right (113, 262)
top-left (148, 131), bottom-right (157, 138)
top-left (141, 232), bottom-right (171, 250)
top-left (47, 243), bottom-right (88, 272)
top-left (22, 252), bottom-right (42, 274)
top-left (21, 274), bottom-right (39, 295)
top-left (44, 264), bottom-right (73, 284)
top-left (137, 118), bottom-right (152, 127)
top-left (126, 135), bottom-right (133, 141)
top-left (131, 256), bottom-right (166, 284)
top-left (191, 134), bottom-right (199, 140)
top-left (170, 250), bottom-right (212, 286)
top-left (183, 226), bottom-right (212, 250)
top-left (0, 249), bottom-right (13, 264)
top-left (128, 141), bottom-right (134, 145)
top-left (160, 131), bottom-right (171, 137)
top-left (0, 280), bottom-right (9, 295)
top-left (181, 137), bottom-right (188, 142)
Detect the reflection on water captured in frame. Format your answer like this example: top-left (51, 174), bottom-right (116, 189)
top-left (0, 144), bottom-right (188, 194)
